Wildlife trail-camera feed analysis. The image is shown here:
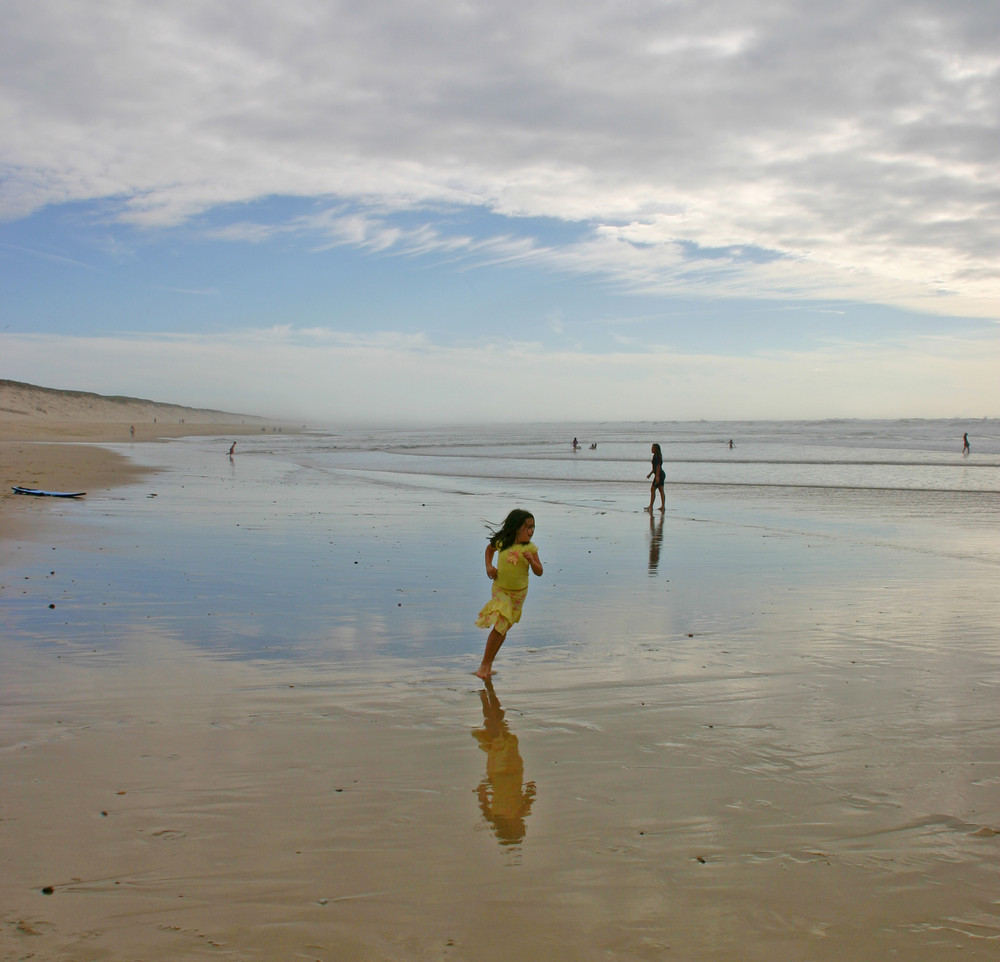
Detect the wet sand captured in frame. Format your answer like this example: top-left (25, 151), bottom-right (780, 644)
top-left (2, 404), bottom-right (999, 960)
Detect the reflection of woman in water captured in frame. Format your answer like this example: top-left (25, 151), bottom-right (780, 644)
top-left (648, 511), bottom-right (664, 573)
top-left (472, 683), bottom-right (536, 846)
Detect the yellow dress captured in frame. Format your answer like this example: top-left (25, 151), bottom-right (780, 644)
top-left (475, 541), bottom-right (537, 635)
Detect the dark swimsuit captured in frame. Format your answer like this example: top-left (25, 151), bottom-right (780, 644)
top-left (651, 453), bottom-right (664, 488)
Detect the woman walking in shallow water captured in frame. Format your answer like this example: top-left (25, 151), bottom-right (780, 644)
top-left (646, 443), bottom-right (665, 512)
top-left (475, 509), bottom-right (543, 679)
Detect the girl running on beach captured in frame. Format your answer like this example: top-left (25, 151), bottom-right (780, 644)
top-left (646, 442), bottom-right (665, 512)
top-left (475, 509), bottom-right (543, 679)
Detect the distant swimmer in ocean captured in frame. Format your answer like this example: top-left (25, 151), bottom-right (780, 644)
top-left (228, 441), bottom-right (236, 457)
top-left (963, 433), bottom-right (970, 456)
top-left (589, 443), bottom-right (597, 450)
top-left (475, 509), bottom-right (543, 679)
top-left (646, 443), bottom-right (665, 512)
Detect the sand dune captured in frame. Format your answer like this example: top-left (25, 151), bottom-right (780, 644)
top-left (0, 379), bottom-right (272, 441)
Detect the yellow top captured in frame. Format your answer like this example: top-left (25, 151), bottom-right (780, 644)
top-left (494, 541), bottom-right (538, 592)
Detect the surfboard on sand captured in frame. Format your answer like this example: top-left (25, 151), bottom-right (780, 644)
top-left (12, 486), bottom-right (87, 498)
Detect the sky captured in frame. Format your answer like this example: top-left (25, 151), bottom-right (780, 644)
top-left (2, 0), bottom-right (998, 424)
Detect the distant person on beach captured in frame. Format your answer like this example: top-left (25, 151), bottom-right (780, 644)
top-left (228, 441), bottom-right (236, 457)
top-left (963, 433), bottom-right (970, 456)
top-left (572, 437), bottom-right (579, 450)
top-left (475, 509), bottom-right (543, 679)
top-left (646, 443), bottom-right (665, 512)
top-left (729, 439), bottom-right (734, 449)
top-left (130, 425), bottom-right (134, 437)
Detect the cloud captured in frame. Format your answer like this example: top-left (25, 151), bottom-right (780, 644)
top-left (153, 286), bottom-right (219, 296)
top-left (2, 0), bottom-right (999, 317)
top-left (4, 326), bottom-right (998, 423)
top-left (0, 240), bottom-right (98, 271)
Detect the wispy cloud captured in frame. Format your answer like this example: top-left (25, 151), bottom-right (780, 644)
top-left (0, 240), bottom-right (98, 271)
top-left (153, 286), bottom-right (219, 296)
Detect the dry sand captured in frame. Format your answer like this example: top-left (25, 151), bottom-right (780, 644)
top-left (1, 380), bottom-right (281, 540)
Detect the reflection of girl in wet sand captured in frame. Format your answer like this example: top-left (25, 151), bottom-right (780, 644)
top-left (475, 509), bottom-right (543, 679)
top-left (472, 683), bottom-right (536, 846)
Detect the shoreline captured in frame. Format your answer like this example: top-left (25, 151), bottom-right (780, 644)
top-left (1, 380), bottom-right (289, 543)
top-left (0, 426), bottom-right (272, 543)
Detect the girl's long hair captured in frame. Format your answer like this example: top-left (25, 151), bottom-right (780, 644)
top-left (487, 509), bottom-right (534, 551)
top-left (651, 442), bottom-right (662, 458)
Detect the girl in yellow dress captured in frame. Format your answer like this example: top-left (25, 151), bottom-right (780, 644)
top-left (475, 509), bottom-right (543, 679)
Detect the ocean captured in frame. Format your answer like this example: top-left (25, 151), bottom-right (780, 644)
top-left (234, 417), bottom-right (1000, 567)
top-left (249, 417), bottom-right (1000, 493)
